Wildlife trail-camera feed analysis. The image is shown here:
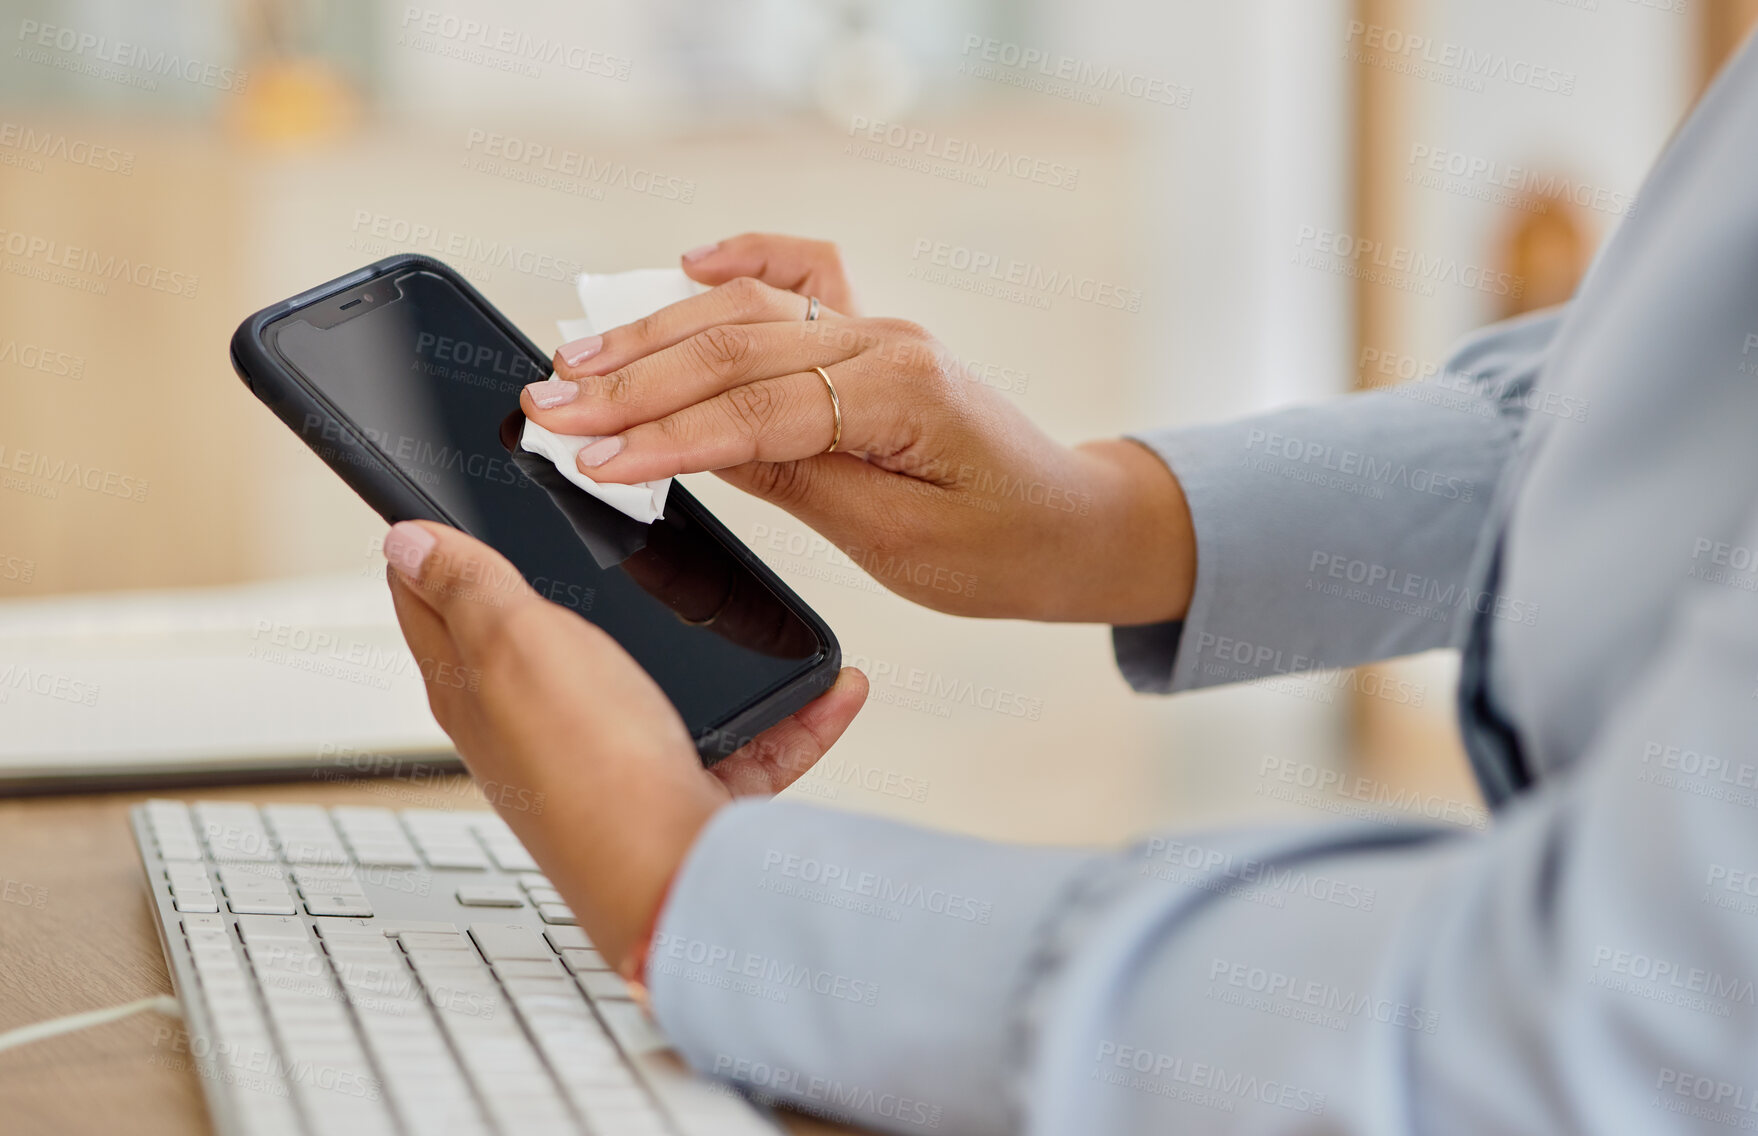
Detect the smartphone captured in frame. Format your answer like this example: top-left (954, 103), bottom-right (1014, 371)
top-left (230, 254), bottom-right (840, 765)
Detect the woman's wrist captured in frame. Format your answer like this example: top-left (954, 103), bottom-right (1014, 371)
top-left (1046, 438), bottom-right (1194, 626)
top-left (500, 760), bottom-right (724, 969)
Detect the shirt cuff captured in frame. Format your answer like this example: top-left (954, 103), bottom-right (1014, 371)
top-left (645, 798), bottom-right (1100, 1135)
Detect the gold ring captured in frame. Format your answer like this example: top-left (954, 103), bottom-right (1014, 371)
top-left (814, 365), bottom-right (842, 454)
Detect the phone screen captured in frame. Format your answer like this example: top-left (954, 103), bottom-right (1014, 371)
top-left (264, 267), bottom-right (828, 745)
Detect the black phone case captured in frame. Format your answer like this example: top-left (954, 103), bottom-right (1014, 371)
top-left (229, 253), bottom-right (840, 765)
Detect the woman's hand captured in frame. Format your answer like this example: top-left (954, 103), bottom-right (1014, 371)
top-left (381, 519), bottom-right (868, 967)
top-left (522, 233), bottom-right (1194, 624)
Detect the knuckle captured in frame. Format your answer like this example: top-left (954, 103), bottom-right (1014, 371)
top-left (590, 367), bottom-right (632, 406)
top-left (693, 323), bottom-right (754, 373)
top-left (744, 459), bottom-right (813, 508)
top-left (719, 274), bottom-right (769, 313)
top-left (720, 381), bottom-right (780, 437)
top-left (867, 318), bottom-right (944, 383)
top-left (628, 311), bottom-right (663, 345)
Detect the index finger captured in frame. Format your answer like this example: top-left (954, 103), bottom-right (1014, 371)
top-left (546, 275), bottom-right (837, 387)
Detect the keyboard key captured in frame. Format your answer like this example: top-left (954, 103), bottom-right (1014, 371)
top-left (561, 948), bottom-right (610, 973)
top-left (396, 930), bottom-right (475, 953)
top-left (403, 811), bottom-right (492, 871)
top-left (304, 895), bottom-right (374, 918)
top-left (144, 800), bottom-right (205, 862)
top-left (234, 915), bottom-right (309, 945)
top-left (455, 884), bottom-right (524, 907)
top-left (578, 971), bottom-right (633, 1001)
top-left (525, 885), bottom-right (565, 905)
top-left (373, 920), bottom-right (458, 937)
top-left (193, 802), bottom-right (277, 862)
top-left (262, 804), bottom-right (351, 866)
top-left (537, 903), bottom-right (577, 925)
top-left (490, 958), bottom-right (564, 980)
top-left (174, 895), bottom-right (220, 913)
top-left (332, 807), bottom-right (421, 868)
top-left (543, 926), bottom-right (593, 952)
top-left (468, 923), bottom-right (552, 963)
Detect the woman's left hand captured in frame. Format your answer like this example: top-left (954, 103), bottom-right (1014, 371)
top-left (381, 519), bottom-right (868, 967)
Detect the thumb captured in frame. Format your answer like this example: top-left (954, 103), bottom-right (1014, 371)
top-left (710, 667), bottom-right (869, 795)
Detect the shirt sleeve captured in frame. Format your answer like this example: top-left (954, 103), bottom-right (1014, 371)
top-left (1114, 308), bottom-right (1568, 694)
top-left (650, 508), bottom-right (1758, 1133)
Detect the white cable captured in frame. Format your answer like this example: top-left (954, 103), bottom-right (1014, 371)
top-left (0, 994), bottom-right (181, 1054)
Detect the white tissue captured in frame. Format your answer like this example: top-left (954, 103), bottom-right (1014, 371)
top-left (520, 268), bottom-right (709, 524)
top-left (520, 418), bottom-right (671, 523)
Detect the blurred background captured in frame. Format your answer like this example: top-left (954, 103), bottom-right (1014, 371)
top-left (0, 0), bottom-right (1748, 845)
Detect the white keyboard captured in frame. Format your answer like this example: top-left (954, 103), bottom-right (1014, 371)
top-left (132, 800), bottom-right (779, 1136)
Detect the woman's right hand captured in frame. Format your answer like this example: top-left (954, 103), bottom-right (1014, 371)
top-left (522, 233), bottom-right (1194, 625)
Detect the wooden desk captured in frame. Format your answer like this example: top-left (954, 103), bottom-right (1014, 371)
top-left (0, 780), bottom-right (851, 1136)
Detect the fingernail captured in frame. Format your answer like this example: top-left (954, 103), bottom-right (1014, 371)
top-left (383, 522), bottom-right (437, 581)
top-left (681, 242), bottom-right (719, 263)
top-left (525, 379), bottom-right (579, 409)
top-left (577, 435), bottom-right (625, 468)
top-left (560, 335), bottom-right (602, 367)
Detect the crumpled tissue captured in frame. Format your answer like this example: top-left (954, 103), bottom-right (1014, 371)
top-left (519, 268), bottom-right (707, 523)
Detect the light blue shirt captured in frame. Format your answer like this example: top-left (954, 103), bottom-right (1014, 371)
top-left (645, 33), bottom-right (1758, 1136)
